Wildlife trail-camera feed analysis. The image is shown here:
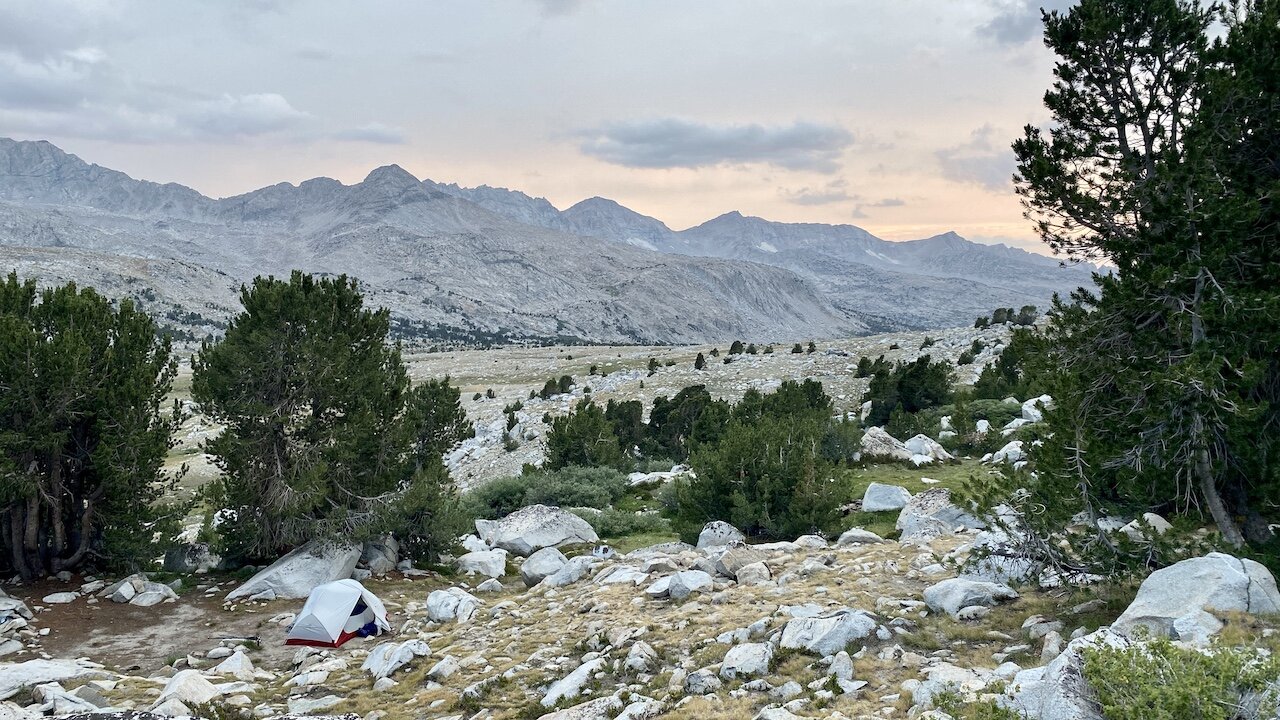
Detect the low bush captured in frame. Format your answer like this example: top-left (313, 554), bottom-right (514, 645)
top-left (1081, 638), bottom-right (1280, 720)
top-left (462, 466), bottom-right (628, 520)
top-left (571, 507), bottom-right (669, 538)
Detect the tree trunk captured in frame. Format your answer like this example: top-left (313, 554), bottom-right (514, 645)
top-left (49, 451), bottom-right (66, 556)
top-left (7, 506), bottom-right (33, 582)
top-left (1192, 411), bottom-right (1245, 548)
top-left (23, 495), bottom-right (41, 575)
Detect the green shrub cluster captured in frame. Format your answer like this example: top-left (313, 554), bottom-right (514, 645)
top-left (462, 466), bottom-right (628, 520)
top-left (1081, 638), bottom-right (1279, 720)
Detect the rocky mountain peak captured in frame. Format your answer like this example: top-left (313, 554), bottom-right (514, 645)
top-left (362, 164), bottom-right (421, 189)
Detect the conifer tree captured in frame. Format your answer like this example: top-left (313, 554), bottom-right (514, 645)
top-left (0, 274), bottom-right (183, 579)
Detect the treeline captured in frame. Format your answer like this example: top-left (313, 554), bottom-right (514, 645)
top-left (0, 271), bottom-right (475, 580)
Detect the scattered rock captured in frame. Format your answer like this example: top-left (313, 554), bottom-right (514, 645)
top-left (924, 578), bottom-right (1019, 618)
top-left (862, 482), bottom-right (912, 512)
top-left (520, 547), bottom-right (569, 588)
top-left (720, 642), bottom-right (773, 679)
top-left (696, 521), bottom-right (745, 549)
top-left (456, 549), bottom-right (508, 578)
top-left (426, 587), bottom-right (481, 623)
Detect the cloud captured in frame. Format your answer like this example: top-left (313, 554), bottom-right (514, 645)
top-left (534, 0), bottom-right (588, 16)
top-left (935, 124), bottom-right (1017, 191)
top-left (295, 46), bottom-right (333, 61)
top-left (335, 122), bottom-right (408, 145)
top-left (851, 196), bottom-right (906, 218)
top-left (578, 118), bottom-right (853, 173)
top-left (780, 179), bottom-right (853, 205)
top-left (184, 93), bottom-right (310, 137)
top-left (978, 0), bottom-right (1076, 45)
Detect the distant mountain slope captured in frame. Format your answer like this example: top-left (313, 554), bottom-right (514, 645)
top-left (428, 181), bottom-right (1095, 333)
top-left (0, 138), bottom-right (858, 345)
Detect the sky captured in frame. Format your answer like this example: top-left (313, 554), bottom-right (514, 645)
top-left (0, 0), bottom-right (1074, 252)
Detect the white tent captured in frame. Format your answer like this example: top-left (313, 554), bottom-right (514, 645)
top-left (285, 579), bottom-right (390, 647)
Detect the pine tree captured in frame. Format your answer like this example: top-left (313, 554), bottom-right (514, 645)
top-left (192, 272), bottom-right (472, 562)
top-left (0, 274), bottom-right (184, 579)
top-left (976, 0), bottom-right (1280, 566)
top-left (545, 402), bottom-right (627, 471)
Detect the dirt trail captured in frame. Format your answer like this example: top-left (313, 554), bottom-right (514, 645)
top-left (9, 580), bottom-right (298, 675)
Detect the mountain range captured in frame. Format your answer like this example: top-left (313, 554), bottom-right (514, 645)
top-left (0, 137), bottom-right (1094, 345)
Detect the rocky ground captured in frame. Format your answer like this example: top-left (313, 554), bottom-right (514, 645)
top-left (4, 485), bottom-right (1277, 720)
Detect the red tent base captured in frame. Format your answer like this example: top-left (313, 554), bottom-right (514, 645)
top-left (285, 630), bottom-right (358, 648)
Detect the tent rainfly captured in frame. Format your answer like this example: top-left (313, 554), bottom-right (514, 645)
top-left (285, 579), bottom-right (390, 647)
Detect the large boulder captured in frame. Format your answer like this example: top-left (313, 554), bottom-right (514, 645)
top-left (361, 639), bottom-right (431, 679)
top-left (779, 608), bottom-right (878, 656)
top-left (426, 588), bottom-right (481, 624)
top-left (924, 578), bottom-right (1018, 618)
top-left (1021, 395), bottom-right (1053, 423)
top-left (1003, 629), bottom-right (1130, 720)
top-left (720, 643), bottom-right (773, 680)
top-left (645, 570), bottom-right (713, 600)
top-left (542, 556), bottom-right (599, 589)
top-left (541, 658), bottom-right (606, 708)
top-left (696, 521), bottom-right (745, 549)
top-left (713, 545), bottom-right (768, 579)
top-left (361, 537), bottom-right (399, 575)
top-left (154, 670), bottom-right (220, 708)
top-left (225, 540), bottom-right (361, 601)
top-left (836, 527), bottom-right (889, 546)
top-left (904, 434), bottom-right (955, 465)
top-left (0, 660), bottom-right (107, 701)
top-left (860, 427), bottom-right (913, 462)
top-left (986, 440), bottom-right (1026, 465)
top-left (1112, 553), bottom-right (1280, 641)
top-left (520, 547), bottom-right (569, 588)
top-left (456, 549), bottom-right (507, 578)
top-left (960, 530), bottom-right (1039, 585)
top-left (862, 482), bottom-right (912, 512)
top-left (896, 488), bottom-right (984, 542)
top-left (477, 504), bottom-right (598, 556)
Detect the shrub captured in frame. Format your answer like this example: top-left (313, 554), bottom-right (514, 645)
top-left (1081, 638), bottom-right (1280, 720)
top-left (570, 507), bottom-right (669, 538)
top-left (792, 343), bottom-right (804, 353)
top-left (463, 466), bottom-right (628, 520)
top-left (694, 352), bottom-right (706, 370)
top-left (729, 340), bottom-right (745, 354)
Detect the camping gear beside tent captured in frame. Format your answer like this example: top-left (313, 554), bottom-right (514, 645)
top-left (285, 579), bottom-right (391, 647)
